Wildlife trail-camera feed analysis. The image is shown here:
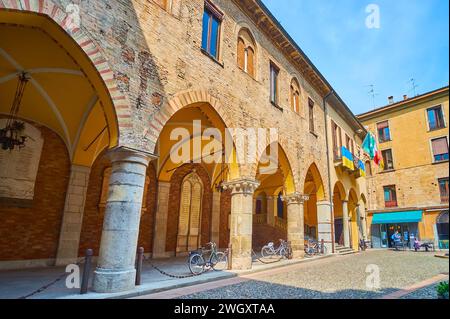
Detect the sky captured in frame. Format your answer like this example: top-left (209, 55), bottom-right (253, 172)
top-left (261, 0), bottom-right (449, 115)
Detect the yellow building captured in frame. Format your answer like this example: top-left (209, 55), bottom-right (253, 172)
top-left (358, 86), bottom-right (449, 250)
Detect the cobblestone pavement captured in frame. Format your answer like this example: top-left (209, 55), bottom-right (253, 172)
top-left (179, 250), bottom-right (449, 299)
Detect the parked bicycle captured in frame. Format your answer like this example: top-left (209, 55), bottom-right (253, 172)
top-left (304, 239), bottom-right (328, 257)
top-left (188, 242), bottom-right (228, 275)
top-left (261, 239), bottom-right (291, 259)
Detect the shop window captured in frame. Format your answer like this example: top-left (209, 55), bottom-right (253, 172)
top-left (377, 121), bottom-right (391, 143)
top-left (439, 178), bottom-right (449, 204)
top-left (427, 106), bottom-right (446, 131)
top-left (382, 149), bottom-right (394, 171)
top-left (237, 29), bottom-right (256, 78)
top-left (270, 62), bottom-right (280, 105)
top-left (431, 137), bottom-right (449, 162)
top-left (290, 78), bottom-right (301, 113)
top-left (201, 1), bottom-right (223, 60)
top-left (384, 185), bottom-right (397, 208)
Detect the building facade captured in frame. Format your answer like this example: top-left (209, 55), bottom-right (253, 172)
top-left (358, 87), bottom-right (449, 250)
top-left (0, 0), bottom-right (367, 293)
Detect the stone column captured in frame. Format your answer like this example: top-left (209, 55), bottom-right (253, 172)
top-left (316, 200), bottom-right (333, 253)
top-left (55, 165), bottom-right (91, 266)
top-left (211, 191), bottom-right (221, 245)
top-left (93, 147), bottom-right (153, 293)
top-left (267, 196), bottom-right (275, 226)
top-left (152, 181), bottom-right (171, 258)
top-left (283, 193), bottom-right (309, 258)
top-left (222, 178), bottom-right (260, 270)
top-left (342, 200), bottom-right (351, 248)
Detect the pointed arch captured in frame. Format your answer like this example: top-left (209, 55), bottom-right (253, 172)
top-left (304, 163), bottom-right (325, 200)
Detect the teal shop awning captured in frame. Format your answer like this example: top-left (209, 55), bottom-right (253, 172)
top-left (372, 211), bottom-right (423, 225)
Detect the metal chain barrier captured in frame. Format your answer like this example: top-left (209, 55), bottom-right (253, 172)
top-left (142, 255), bottom-right (200, 279)
top-left (19, 257), bottom-right (86, 299)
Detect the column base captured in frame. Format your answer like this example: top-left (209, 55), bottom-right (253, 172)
top-left (93, 268), bottom-right (136, 293)
top-left (231, 256), bottom-right (252, 270)
top-left (291, 248), bottom-right (305, 259)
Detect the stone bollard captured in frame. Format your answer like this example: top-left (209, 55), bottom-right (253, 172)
top-left (80, 249), bottom-right (93, 295)
top-left (135, 247), bottom-right (144, 286)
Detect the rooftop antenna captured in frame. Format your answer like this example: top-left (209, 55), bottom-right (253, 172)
top-left (409, 78), bottom-right (419, 97)
top-left (366, 84), bottom-right (379, 110)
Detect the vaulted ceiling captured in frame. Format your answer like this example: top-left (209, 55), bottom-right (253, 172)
top-left (0, 10), bottom-right (118, 167)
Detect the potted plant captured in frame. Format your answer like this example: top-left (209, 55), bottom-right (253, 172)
top-left (437, 281), bottom-right (449, 299)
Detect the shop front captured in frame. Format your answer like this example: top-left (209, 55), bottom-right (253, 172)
top-left (370, 210), bottom-right (423, 249)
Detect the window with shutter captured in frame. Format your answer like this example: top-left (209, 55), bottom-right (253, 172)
top-left (247, 47), bottom-right (255, 77)
top-left (237, 38), bottom-right (245, 70)
top-left (432, 137), bottom-right (449, 162)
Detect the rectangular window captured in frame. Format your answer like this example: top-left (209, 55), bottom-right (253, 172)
top-left (382, 149), bottom-right (394, 171)
top-left (377, 121), bottom-right (391, 143)
top-left (332, 121), bottom-right (341, 160)
top-left (431, 137), bottom-right (449, 162)
top-left (201, 2), bottom-right (222, 59)
top-left (270, 62), bottom-right (279, 105)
top-left (384, 185), bottom-right (397, 207)
top-left (427, 106), bottom-right (446, 131)
top-left (439, 178), bottom-right (449, 203)
top-left (309, 99), bottom-right (315, 133)
top-left (346, 134), bottom-right (351, 150)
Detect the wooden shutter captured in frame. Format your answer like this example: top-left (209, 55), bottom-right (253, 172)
top-left (247, 46), bottom-right (255, 77)
top-left (432, 138), bottom-right (448, 155)
top-left (237, 38), bottom-right (245, 70)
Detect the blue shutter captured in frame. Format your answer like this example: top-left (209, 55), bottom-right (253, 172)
top-left (209, 16), bottom-right (220, 58)
top-left (201, 11), bottom-right (210, 52)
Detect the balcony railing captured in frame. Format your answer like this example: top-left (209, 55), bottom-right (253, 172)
top-left (385, 200), bottom-right (398, 208)
top-left (441, 195), bottom-right (449, 204)
top-left (274, 216), bottom-right (287, 231)
top-left (253, 214), bottom-right (267, 225)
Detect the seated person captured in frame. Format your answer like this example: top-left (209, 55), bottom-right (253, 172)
top-left (414, 238), bottom-right (421, 252)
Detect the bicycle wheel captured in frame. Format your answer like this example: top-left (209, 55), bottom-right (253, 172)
top-left (261, 246), bottom-right (273, 259)
top-left (305, 246), bottom-right (315, 257)
top-left (189, 254), bottom-right (205, 275)
top-left (212, 252), bottom-right (228, 271)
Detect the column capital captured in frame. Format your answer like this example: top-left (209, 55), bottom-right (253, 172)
top-left (282, 192), bottom-right (310, 205)
top-left (222, 178), bottom-right (260, 195)
top-left (107, 146), bottom-right (158, 166)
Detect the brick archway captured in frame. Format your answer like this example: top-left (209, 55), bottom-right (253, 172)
top-left (148, 90), bottom-right (232, 153)
top-left (0, 0), bottom-right (131, 135)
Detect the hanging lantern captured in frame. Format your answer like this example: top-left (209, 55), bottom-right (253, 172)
top-left (0, 72), bottom-right (30, 151)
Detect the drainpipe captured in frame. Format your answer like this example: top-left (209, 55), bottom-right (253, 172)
top-left (323, 89), bottom-right (335, 253)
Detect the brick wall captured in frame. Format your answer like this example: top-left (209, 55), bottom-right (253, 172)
top-left (78, 154), bottom-right (157, 256)
top-left (165, 164), bottom-right (212, 252)
top-left (0, 119), bottom-right (70, 261)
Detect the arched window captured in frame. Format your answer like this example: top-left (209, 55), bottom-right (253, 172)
top-left (290, 78), bottom-right (301, 113)
top-left (177, 171), bottom-right (203, 253)
top-left (237, 29), bottom-right (256, 78)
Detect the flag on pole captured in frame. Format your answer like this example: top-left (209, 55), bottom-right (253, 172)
top-left (358, 160), bottom-right (366, 177)
top-left (341, 146), bottom-right (355, 170)
top-left (362, 133), bottom-right (377, 160)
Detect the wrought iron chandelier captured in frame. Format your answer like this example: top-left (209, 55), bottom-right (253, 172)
top-left (0, 72), bottom-right (30, 151)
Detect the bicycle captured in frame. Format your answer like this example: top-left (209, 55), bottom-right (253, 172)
top-left (188, 242), bottom-right (228, 275)
top-left (304, 239), bottom-right (328, 257)
top-left (261, 239), bottom-right (290, 259)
